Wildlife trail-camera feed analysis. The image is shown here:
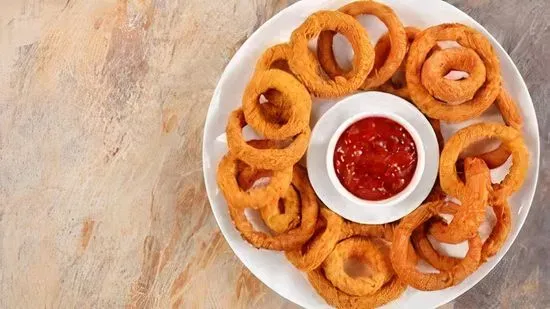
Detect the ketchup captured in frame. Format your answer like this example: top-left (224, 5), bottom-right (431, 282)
top-left (333, 117), bottom-right (417, 201)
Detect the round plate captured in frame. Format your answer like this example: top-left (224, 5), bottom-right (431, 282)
top-left (202, 0), bottom-right (540, 308)
top-left (307, 91), bottom-right (439, 224)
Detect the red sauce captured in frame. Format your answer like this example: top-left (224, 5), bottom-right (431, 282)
top-left (333, 117), bottom-right (417, 201)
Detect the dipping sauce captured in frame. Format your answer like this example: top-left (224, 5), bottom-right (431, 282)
top-left (333, 117), bottom-right (418, 201)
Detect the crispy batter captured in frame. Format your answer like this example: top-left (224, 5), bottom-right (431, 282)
top-left (308, 268), bottom-right (406, 309)
top-left (286, 207), bottom-right (344, 271)
top-left (439, 122), bottom-right (528, 203)
top-left (316, 1), bottom-right (407, 89)
top-left (322, 237), bottom-right (394, 296)
top-left (289, 10), bottom-right (374, 97)
top-left (255, 43), bottom-right (294, 72)
top-left (421, 47), bottom-right (486, 105)
top-left (429, 157), bottom-right (491, 244)
top-left (481, 200), bottom-right (512, 263)
top-left (376, 27), bottom-right (421, 100)
top-left (406, 23), bottom-right (502, 122)
top-left (227, 165), bottom-right (318, 250)
top-left (226, 109), bottom-right (310, 170)
top-left (390, 201), bottom-right (482, 291)
top-left (242, 69), bottom-right (311, 139)
top-left (217, 153), bottom-right (292, 209)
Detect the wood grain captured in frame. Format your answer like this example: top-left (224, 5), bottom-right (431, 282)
top-left (0, 0), bottom-right (548, 308)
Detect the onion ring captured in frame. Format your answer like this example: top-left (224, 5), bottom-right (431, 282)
top-left (289, 10), bottom-right (374, 97)
top-left (236, 164), bottom-right (301, 234)
top-left (255, 43), bottom-right (293, 72)
top-left (217, 153), bottom-right (292, 209)
top-left (322, 237), bottom-right (394, 296)
top-left (481, 200), bottom-right (511, 263)
top-left (421, 47), bottom-right (487, 105)
top-left (477, 89), bottom-right (523, 169)
top-left (242, 69), bottom-right (311, 139)
top-left (308, 268), bottom-right (406, 308)
top-left (406, 23), bottom-right (502, 122)
top-left (226, 109), bottom-right (310, 170)
top-left (227, 165), bottom-right (318, 250)
top-left (429, 157), bottom-right (491, 244)
top-left (390, 201), bottom-right (482, 291)
top-left (376, 27), bottom-right (421, 100)
top-left (316, 1), bottom-right (407, 89)
top-left (285, 207), bottom-right (344, 271)
top-left (439, 122), bottom-right (528, 203)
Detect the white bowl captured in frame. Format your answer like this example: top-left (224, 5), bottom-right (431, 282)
top-left (307, 91), bottom-right (439, 224)
top-left (325, 111), bottom-right (426, 207)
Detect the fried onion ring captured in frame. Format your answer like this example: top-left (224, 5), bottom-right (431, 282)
top-left (255, 43), bottom-right (293, 72)
top-left (406, 23), bottom-right (502, 122)
top-left (316, 1), bottom-right (407, 89)
top-left (226, 109), bottom-right (310, 170)
top-left (421, 47), bottom-right (487, 105)
top-left (217, 154), bottom-right (292, 209)
top-left (481, 200), bottom-right (512, 263)
top-left (308, 268), bottom-right (406, 308)
top-left (439, 123), bottom-right (528, 203)
top-left (390, 201), bottom-right (482, 291)
top-left (376, 27), bottom-right (421, 100)
top-left (289, 10), bottom-right (374, 97)
top-left (242, 69), bottom-right (311, 139)
top-left (322, 237), bottom-right (394, 296)
top-left (477, 89), bottom-right (524, 169)
top-left (227, 165), bottom-right (318, 250)
top-left (429, 157), bottom-right (491, 244)
top-left (285, 207), bottom-right (344, 271)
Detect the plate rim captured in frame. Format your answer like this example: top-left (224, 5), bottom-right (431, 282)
top-left (201, 0), bottom-right (541, 307)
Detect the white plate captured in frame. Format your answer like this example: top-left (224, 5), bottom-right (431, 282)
top-left (202, 0), bottom-right (540, 308)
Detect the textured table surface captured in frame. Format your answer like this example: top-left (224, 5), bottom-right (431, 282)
top-left (0, 0), bottom-right (548, 308)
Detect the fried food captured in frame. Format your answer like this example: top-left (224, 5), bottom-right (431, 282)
top-left (481, 200), bottom-right (512, 262)
top-left (217, 153), bottom-right (292, 209)
top-left (477, 89), bottom-right (524, 169)
top-left (242, 69), bottom-right (311, 139)
top-left (421, 47), bottom-right (487, 105)
top-left (429, 157), bottom-right (491, 244)
top-left (406, 23), bottom-right (502, 122)
top-left (439, 123), bottom-right (529, 203)
top-left (255, 43), bottom-right (293, 72)
top-left (286, 207), bottom-right (344, 271)
top-left (376, 27), bottom-right (421, 100)
top-left (322, 237), bottom-right (394, 296)
top-left (390, 201), bottom-right (482, 291)
top-left (226, 109), bottom-right (310, 170)
top-left (289, 10), bottom-right (374, 97)
top-left (316, 1), bottom-right (407, 89)
top-left (308, 268), bottom-right (406, 309)
top-left (227, 165), bottom-right (318, 250)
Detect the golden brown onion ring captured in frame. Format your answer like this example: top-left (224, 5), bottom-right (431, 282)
top-left (289, 10), bottom-right (374, 97)
top-left (322, 237), bottom-right (394, 296)
top-left (429, 157), bottom-right (491, 244)
top-left (390, 201), bottom-right (482, 291)
top-left (227, 165), bottom-right (318, 250)
top-left (406, 23), bottom-right (502, 122)
top-left (439, 122), bottom-right (528, 203)
top-left (226, 109), bottom-right (310, 170)
top-left (285, 207), bottom-right (344, 271)
top-left (217, 153), bottom-right (292, 209)
top-left (376, 27), bottom-right (421, 100)
top-left (421, 47), bottom-right (486, 105)
top-left (308, 268), bottom-right (406, 308)
top-left (255, 43), bottom-right (293, 72)
top-left (477, 89), bottom-right (523, 169)
top-left (242, 69), bottom-right (311, 139)
top-left (481, 200), bottom-right (512, 263)
top-left (316, 1), bottom-right (407, 89)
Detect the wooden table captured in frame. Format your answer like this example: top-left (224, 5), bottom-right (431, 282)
top-left (1, 0), bottom-right (548, 308)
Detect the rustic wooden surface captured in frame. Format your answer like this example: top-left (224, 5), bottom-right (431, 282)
top-left (0, 0), bottom-right (547, 308)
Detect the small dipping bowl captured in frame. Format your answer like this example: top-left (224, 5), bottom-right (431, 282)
top-left (307, 91), bottom-right (439, 224)
top-left (325, 111), bottom-right (426, 208)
